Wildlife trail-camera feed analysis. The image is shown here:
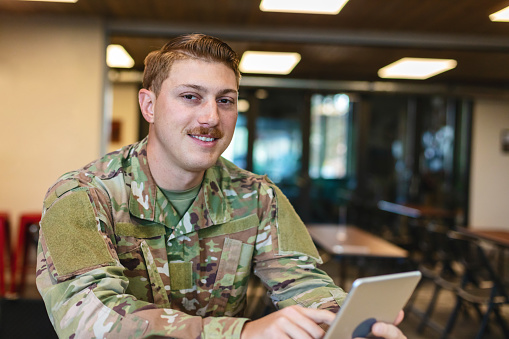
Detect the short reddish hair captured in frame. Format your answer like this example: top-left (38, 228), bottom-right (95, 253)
top-left (142, 33), bottom-right (241, 96)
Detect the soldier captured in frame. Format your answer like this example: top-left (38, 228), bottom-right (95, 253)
top-left (36, 34), bottom-right (407, 339)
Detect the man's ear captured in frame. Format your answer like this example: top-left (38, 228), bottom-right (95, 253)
top-left (139, 89), bottom-right (156, 123)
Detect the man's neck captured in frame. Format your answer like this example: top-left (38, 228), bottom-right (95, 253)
top-left (146, 142), bottom-right (205, 191)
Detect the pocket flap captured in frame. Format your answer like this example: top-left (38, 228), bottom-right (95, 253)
top-left (116, 222), bottom-right (166, 238)
top-left (199, 214), bottom-right (259, 239)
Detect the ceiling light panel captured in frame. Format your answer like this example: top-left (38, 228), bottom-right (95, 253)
top-left (239, 51), bottom-right (301, 75)
top-left (378, 58), bottom-right (457, 80)
top-left (107, 44), bottom-right (135, 68)
top-left (490, 6), bottom-right (509, 22)
top-left (260, 0), bottom-right (349, 15)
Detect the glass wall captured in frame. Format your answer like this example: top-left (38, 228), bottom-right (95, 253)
top-left (223, 113), bottom-right (248, 169)
top-left (309, 94), bottom-right (350, 180)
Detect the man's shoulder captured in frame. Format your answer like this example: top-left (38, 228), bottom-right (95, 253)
top-left (216, 157), bottom-right (274, 189)
top-left (44, 143), bottom-right (138, 203)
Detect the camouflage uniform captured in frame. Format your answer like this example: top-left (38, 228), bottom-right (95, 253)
top-left (36, 137), bottom-right (346, 338)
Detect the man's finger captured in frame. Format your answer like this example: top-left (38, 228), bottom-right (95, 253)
top-left (393, 310), bottom-right (404, 325)
top-left (280, 316), bottom-right (324, 339)
top-left (295, 306), bottom-right (336, 326)
top-left (281, 306), bottom-right (330, 338)
top-left (371, 322), bottom-right (406, 339)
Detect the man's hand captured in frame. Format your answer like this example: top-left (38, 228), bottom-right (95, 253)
top-left (355, 310), bottom-right (407, 339)
top-left (241, 305), bottom-right (335, 339)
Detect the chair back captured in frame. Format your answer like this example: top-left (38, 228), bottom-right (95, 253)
top-left (428, 224), bottom-right (460, 277)
top-left (447, 230), bottom-right (508, 300)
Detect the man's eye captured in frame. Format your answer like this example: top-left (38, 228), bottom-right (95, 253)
top-left (182, 93), bottom-right (200, 101)
top-left (218, 98), bottom-right (234, 104)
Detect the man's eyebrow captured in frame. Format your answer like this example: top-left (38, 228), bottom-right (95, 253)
top-left (217, 88), bottom-right (238, 96)
top-left (178, 84), bottom-right (237, 96)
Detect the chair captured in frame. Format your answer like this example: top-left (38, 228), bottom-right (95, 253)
top-left (405, 223), bottom-right (451, 328)
top-left (440, 231), bottom-right (509, 339)
top-left (10, 213), bottom-right (41, 295)
top-left (0, 213), bottom-right (11, 297)
top-left (415, 224), bottom-right (462, 334)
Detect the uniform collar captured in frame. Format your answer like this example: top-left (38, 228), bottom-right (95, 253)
top-left (127, 138), bottom-right (232, 235)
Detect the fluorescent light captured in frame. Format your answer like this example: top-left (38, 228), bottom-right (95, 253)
top-left (239, 51), bottom-right (301, 75)
top-left (490, 6), bottom-right (509, 22)
top-left (17, 0), bottom-right (78, 3)
top-left (260, 0), bottom-right (349, 15)
top-left (378, 58), bottom-right (457, 80)
top-left (107, 44), bottom-right (135, 68)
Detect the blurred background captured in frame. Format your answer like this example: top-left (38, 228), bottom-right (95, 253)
top-left (1, 1), bottom-right (509, 338)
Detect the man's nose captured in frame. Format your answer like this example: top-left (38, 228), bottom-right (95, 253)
top-left (198, 100), bottom-right (220, 126)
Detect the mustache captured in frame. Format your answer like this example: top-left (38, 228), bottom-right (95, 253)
top-left (186, 127), bottom-right (223, 139)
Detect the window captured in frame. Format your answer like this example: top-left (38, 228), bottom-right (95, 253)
top-left (309, 94), bottom-right (350, 179)
top-left (222, 113), bottom-right (248, 169)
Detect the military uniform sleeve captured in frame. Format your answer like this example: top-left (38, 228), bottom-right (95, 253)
top-left (252, 182), bottom-right (347, 313)
top-left (36, 180), bottom-right (248, 339)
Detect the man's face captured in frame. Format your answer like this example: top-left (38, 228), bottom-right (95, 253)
top-left (144, 58), bottom-right (238, 176)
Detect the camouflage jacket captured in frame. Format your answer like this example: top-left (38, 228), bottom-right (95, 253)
top-left (36, 137), bottom-right (346, 339)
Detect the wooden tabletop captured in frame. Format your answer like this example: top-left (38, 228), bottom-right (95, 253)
top-left (306, 224), bottom-right (408, 258)
top-left (377, 200), bottom-right (455, 219)
top-left (457, 227), bottom-right (509, 247)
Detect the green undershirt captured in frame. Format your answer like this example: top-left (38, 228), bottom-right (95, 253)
top-left (160, 183), bottom-right (202, 218)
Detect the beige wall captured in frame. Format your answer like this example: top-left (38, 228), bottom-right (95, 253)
top-left (470, 98), bottom-right (509, 229)
top-left (0, 15), bottom-right (105, 235)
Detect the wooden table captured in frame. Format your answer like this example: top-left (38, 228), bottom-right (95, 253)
top-left (457, 227), bottom-right (509, 279)
top-left (306, 224), bottom-right (407, 286)
top-left (377, 200), bottom-right (455, 221)
top-left (457, 227), bottom-right (509, 247)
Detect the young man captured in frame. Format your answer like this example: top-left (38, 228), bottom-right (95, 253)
top-left (36, 34), bottom-right (407, 339)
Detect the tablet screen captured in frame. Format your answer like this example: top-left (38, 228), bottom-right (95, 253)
top-left (324, 271), bottom-right (421, 339)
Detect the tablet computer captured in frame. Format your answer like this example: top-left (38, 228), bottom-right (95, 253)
top-left (324, 271), bottom-right (421, 339)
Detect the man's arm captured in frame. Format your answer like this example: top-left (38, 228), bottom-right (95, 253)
top-left (244, 182), bottom-right (407, 339)
top-left (252, 183), bottom-right (346, 311)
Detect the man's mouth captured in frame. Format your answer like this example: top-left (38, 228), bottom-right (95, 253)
top-left (190, 135), bottom-right (216, 142)
top-left (186, 127), bottom-right (223, 142)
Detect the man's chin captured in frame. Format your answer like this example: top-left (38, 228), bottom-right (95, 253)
top-left (185, 157), bottom-right (221, 173)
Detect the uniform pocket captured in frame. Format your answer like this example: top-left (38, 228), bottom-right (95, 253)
top-left (206, 238), bottom-right (243, 316)
top-left (117, 241), bottom-right (154, 303)
top-left (205, 238), bottom-right (254, 316)
top-left (226, 242), bottom-right (254, 315)
top-left (116, 229), bottom-right (170, 307)
top-left (140, 240), bottom-right (171, 307)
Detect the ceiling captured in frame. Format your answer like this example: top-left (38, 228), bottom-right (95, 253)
top-left (3, 0), bottom-right (509, 90)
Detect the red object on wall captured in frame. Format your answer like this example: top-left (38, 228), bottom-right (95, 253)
top-left (0, 212), bottom-right (11, 297)
top-left (10, 213), bottom-right (41, 295)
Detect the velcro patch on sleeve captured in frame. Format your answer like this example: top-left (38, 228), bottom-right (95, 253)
top-left (41, 190), bottom-right (115, 278)
top-left (273, 185), bottom-right (320, 261)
